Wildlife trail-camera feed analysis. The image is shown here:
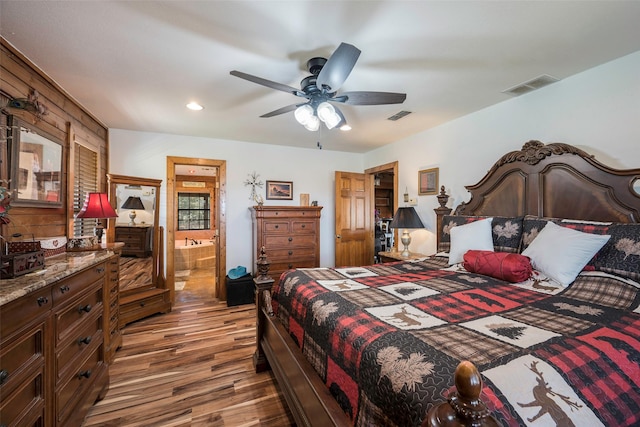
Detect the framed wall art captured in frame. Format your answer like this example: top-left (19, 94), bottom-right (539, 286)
top-left (266, 180), bottom-right (293, 200)
top-left (418, 167), bottom-right (439, 196)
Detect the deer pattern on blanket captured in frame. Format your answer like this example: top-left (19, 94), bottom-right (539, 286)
top-left (272, 259), bottom-right (640, 427)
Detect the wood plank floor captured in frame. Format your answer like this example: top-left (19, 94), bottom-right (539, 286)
top-left (83, 288), bottom-right (294, 426)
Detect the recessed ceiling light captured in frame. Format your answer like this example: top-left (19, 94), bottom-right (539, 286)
top-left (186, 102), bottom-right (204, 111)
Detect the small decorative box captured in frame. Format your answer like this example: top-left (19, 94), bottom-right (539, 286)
top-left (39, 236), bottom-right (67, 258)
top-left (67, 236), bottom-right (99, 251)
top-left (1, 250), bottom-right (45, 279)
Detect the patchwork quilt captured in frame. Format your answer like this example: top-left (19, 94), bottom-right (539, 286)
top-left (271, 257), bottom-right (640, 427)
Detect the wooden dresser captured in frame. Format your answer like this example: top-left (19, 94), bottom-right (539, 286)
top-left (0, 251), bottom-right (118, 426)
top-left (250, 206), bottom-right (322, 281)
top-left (115, 225), bottom-right (152, 257)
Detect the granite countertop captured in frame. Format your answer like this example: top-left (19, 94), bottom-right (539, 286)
top-left (0, 250), bottom-right (116, 306)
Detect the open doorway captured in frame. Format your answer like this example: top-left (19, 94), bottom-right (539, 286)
top-left (365, 161), bottom-right (398, 262)
top-left (166, 157), bottom-right (227, 302)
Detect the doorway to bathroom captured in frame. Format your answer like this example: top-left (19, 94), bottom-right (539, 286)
top-left (166, 157), bottom-right (226, 301)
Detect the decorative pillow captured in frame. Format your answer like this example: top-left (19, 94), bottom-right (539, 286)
top-left (591, 223), bottom-right (640, 281)
top-left (440, 215), bottom-right (524, 254)
top-left (448, 218), bottom-right (494, 265)
top-left (522, 221), bottom-right (611, 286)
top-left (463, 250), bottom-right (533, 283)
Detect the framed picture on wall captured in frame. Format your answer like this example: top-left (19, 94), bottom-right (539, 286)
top-left (418, 168), bottom-right (439, 196)
top-left (266, 180), bottom-right (293, 200)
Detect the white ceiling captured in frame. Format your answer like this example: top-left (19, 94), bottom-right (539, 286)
top-left (1, 1), bottom-right (640, 153)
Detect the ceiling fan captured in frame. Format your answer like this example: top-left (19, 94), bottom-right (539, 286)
top-left (230, 43), bottom-right (406, 131)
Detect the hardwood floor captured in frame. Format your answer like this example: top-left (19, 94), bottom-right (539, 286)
top-left (83, 288), bottom-right (294, 426)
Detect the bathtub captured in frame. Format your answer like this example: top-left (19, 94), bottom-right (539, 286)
top-left (174, 241), bottom-right (216, 271)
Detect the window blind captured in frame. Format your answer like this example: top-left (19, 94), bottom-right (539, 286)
top-left (73, 143), bottom-right (98, 236)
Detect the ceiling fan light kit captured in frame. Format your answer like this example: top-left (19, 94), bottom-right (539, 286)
top-left (231, 42), bottom-right (406, 134)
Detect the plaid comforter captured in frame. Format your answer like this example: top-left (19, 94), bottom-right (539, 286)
top-left (271, 257), bottom-right (640, 426)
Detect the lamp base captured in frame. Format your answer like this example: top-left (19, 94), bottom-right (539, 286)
top-left (400, 230), bottom-right (411, 257)
top-left (128, 210), bottom-right (137, 226)
top-left (94, 225), bottom-right (104, 243)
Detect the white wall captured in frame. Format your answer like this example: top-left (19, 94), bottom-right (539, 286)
top-left (108, 131), bottom-right (363, 273)
top-left (111, 50), bottom-right (640, 272)
top-left (364, 50), bottom-right (640, 256)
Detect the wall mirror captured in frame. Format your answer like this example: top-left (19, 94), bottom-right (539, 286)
top-left (107, 173), bottom-right (170, 326)
top-left (9, 116), bottom-right (64, 207)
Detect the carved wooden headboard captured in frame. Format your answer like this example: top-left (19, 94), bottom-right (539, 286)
top-left (453, 140), bottom-right (640, 223)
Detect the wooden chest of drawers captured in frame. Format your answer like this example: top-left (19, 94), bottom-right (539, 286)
top-left (0, 256), bottom-right (113, 426)
top-left (115, 225), bottom-right (152, 257)
top-left (251, 206), bottom-right (322, 281)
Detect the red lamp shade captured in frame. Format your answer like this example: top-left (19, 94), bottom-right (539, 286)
top-left (76, 193), bottom-right (118, 219)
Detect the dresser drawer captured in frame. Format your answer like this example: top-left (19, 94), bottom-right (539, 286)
top-left (56, 316), bottom-right (102, 382)
top-left (53, 283), bottom-right (103, 345)
top-left (0, 367), bottom-right (44, 427)
top-left (259, 209), bottom-right (319, 219)
top-left (263, 220), bottom-right (291, 233)
top-left (267, 247), bottom-right (317, 260)
top-left (52, 262), bottom-right (106, 306)
top-left (0, 288), bottom-right (51, 338)
top-left (270, 258), bottom-right (317, 273)
top-left (264, 234), bottom-right (317, 248)
top-left (55, 346), bottom-right (104, 425)
top-left (291, 220), bottom-right (317, 234)
top-left (0, 322), bottom-right (44, 394)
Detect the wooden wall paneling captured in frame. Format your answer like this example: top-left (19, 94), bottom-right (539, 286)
top-left (1, 37), bottom-right (108, 241)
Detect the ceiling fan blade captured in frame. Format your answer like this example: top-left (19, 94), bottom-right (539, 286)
top-left (230, 70), bottom-right (307, 97)
top-left (260, 103), bottom-right (302, 118)
top-left (335, 91), bottom-right (406, 105)
top-left (316, 43), bottom-right (361, 92)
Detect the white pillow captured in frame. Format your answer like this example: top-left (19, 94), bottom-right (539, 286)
top-left (448, 218), bottom-right (494, 265)
top-left (522, 221), bottom-right (611, 286)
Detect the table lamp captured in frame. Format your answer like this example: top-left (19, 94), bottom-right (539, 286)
top-left (389, 206), bottom-right (424, 257)
top-left (121, 196), bottom-right (145, 225)
top-left (75, 192), bottom-right (118, 242)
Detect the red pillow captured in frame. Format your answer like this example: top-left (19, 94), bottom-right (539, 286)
top-left (463, 250), bottom-right (533, 283)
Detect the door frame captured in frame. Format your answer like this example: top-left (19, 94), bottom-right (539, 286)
top-left (166, 156), bottom-right (227, 301)
top-left (365, 161), bottom-right (398, 251)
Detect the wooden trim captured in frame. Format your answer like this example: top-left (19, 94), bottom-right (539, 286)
top-left (166, 156), bottom-right (227, 302)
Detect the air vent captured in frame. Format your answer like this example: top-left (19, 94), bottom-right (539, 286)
top-left (387, 110), bottom-right (412, 121)
top-left (502, 74), bottom-right (559, 97)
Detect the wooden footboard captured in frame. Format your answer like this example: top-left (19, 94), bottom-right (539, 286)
top-left (254, 279), bottom-right (499, 427)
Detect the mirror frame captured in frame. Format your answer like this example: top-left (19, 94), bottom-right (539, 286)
top-left (106, 173), bottom-right (163, 294)
top-left (8, 115), bottom-right (65, 208)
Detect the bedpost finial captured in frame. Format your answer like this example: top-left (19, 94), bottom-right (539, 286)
top-left (437, 186), bottom-right (449, 209)
top-left (256, 246), bottom-right (272, 282)
top-left (423, 361), bottom-right (501, 427)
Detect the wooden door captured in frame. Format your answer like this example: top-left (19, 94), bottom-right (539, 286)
top-left (335, 171), bottom-right (374, 267)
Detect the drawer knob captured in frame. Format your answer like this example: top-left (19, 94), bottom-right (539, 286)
top-left (275, 225), bottom-right (279, 229)
top-left (60, 285), bottom-right (70, 293)
top-left (78, 336), bottom-right (92, 345)
top-left (288, 250), bottom-right (293, 256)
top-left (78, 304), bottom-right (92, 313)
top-left (78, 370), bottom-right (92, 379)
top-left (37, 296), bottom-right (49, 307)
top-left (288, 237), bottom-right (293, 242)
top-left (302, 224), bottom-right (306, 228)
top-left (96, 267), bottom-right (105, 273)
top-left (288, 264), bottom-right (293, 269)
top-left (0, 369), bottom-right (8, 385)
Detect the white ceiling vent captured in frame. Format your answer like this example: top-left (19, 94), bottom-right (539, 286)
top-left (502, 74), bottom-right (559, 97)
top-left (387, 110), bottom-right (412, 121)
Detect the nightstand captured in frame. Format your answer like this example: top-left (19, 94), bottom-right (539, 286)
top-left (378, 249), bottom-right (430, 263)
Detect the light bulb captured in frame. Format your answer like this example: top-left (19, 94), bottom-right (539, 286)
top-left (304, 115), bottom-right (320, 131)
top-left (294, 104), bottom-right (314, 125)
top-left (317, 102), bottom-right (335, 123)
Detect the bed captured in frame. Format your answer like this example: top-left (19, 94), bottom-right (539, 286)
top-left (253, 140), bottom-right (640, 426)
